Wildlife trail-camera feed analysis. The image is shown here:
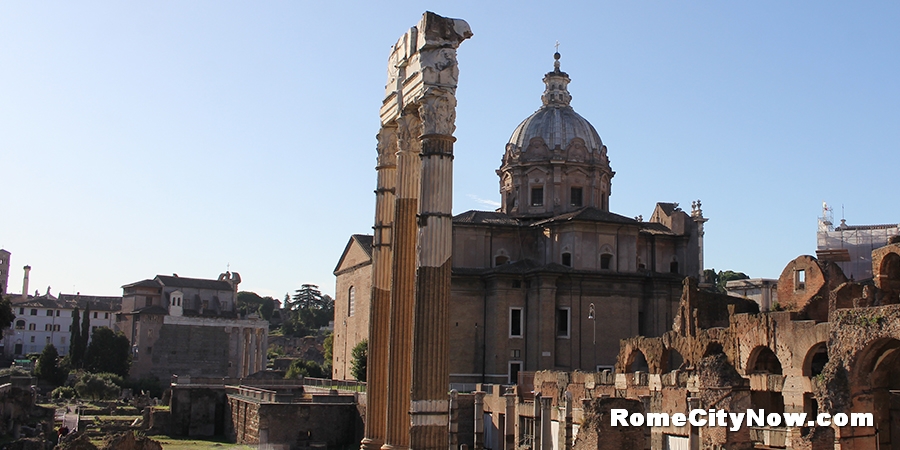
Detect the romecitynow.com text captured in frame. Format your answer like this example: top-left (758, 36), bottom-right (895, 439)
top-left (611, 409), bottom-right (873, 431)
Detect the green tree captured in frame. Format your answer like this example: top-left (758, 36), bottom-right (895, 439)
top-left (35, 344), bottom-right (64, 385)
top-left (70, 307), bottom-right (83, 367)
top-left (73, 372), bottom-right (120, 400)
top-left (322, 332), bottom-right (334, 375)
top-left (80, 305), bottom-right (91, 359)
top-left (0, 295), bottom-right (15, 331)
top-left (704, 269), bottom-right (750, 293)
top-left (281, 284), bottom-right (334, 337)
top-left (285, 359), bottom-right (325, 379)
top-left (350, 339), bottom-right (367, 382)
top-left (83, 328), bottom-right (131, 377)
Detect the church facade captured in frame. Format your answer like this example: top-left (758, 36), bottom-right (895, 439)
top-left (334, 53), bottom-right (707, 384)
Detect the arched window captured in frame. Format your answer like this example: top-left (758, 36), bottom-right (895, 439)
top-left (561, 252), bottom-right (572, 267)
top-left (15, 320), bottom-right (25, 330)
top-left (348, 286), bottom-right (355, 317)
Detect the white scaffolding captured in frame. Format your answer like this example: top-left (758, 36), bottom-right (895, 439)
top-left (816, 203), bottom-right (900, 281)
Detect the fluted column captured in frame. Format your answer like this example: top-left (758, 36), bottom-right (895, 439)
top-left (383, 114), bottom-right (422, 450)
top-left (361, 124), bottom-right (398, 450)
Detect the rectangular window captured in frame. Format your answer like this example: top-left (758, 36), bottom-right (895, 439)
top-left (104, 313), bottom-right (109, 319)
top-left (556, 308), bottom-right (571, 338)
top-left (93, 312), bottom-right (98, 319)
top-left (570, 187), bottom-right (583, 207)
top-left (18, 308), bottom-right (23, 315)
top-left (30, 309), bottom-right (37, 316)
top-left (795, 269), bottom-right (806, 290)
top-left (29, 323), bottom-right (35, 331)
top-left (46, 310), bottom-right (53, 316)
top-left (30, 336), bottom-right (35, 343)
top-left (600, 253), bottom-right (613, 270)
top-left (349, 287), bottom-right (356, 317)
top-left (510, 307), bottom-right (523, 338)
top-left (530, 186), bottom-right (544, 206)
top-left (509, 361), bottom-right (522, 385)
top-left (56, 310), bottom-right (60, 316)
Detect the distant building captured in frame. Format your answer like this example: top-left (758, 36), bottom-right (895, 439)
top-left (0, 249), bottom-right (10, 295)
top-left (117, 272), bottom-right (267, 380)
top-left (333, 235), bottom-right (373, 380)
top-left (725, 278), bottom-right (778, 312)
top-left (4, 288), bottom-right (120, 357)
top-left (816, 203), bottom-right (899, 281)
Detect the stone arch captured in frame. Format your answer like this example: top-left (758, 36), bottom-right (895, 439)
top-left (661, 347), bottom-right (685, 372)
top-left (625, 349), bottom-right (650, 373)
top-left (875, 249), bottom-right (900, 304)
top-left (846, 337), bottom-right (900, 448)
top-left (704, 341), bottom-right (724, 357)
top-left (747, 346), bottom-right (783, 375)
top-left (803, 342), bottom-right (828, 377)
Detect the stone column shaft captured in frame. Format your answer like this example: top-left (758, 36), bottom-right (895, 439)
top-left (540, 397), bottom-right (552, 450)
top-left (533, 394), bottom-right (542, 450)
top-left (448, 390), bottom-right (459, 450)
top-left (383, 115), bottom-right (422, 450)
top-left (473, 392), bottom-right (485, 450)
top-left (362, 124), bottom-right (398, 450)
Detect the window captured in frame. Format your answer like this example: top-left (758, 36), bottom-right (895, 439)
top-left (45, 324), bottom-right (51, 331)
top-left (510, 308), bottom-right (523, 337)
top-left (30, 309), bottom-right (37, 316)
top-left (509, 361), bottom-right (522, 385)
top-left (600, 253), bottom-right (613, 270)
top-left (30, 336), bottom-right (35, 343)
top-left (348, 286), bottom-right (355, 317)
top-left (45, 336), bottom-right (50, 344)
top-left (670, 261), bottom-right (679, 273)
top-left (56, 310), bottom-right (60, 316)
top-left (556, 308), bottom-right (570, 338)
top-left (104, 313), bottom-right (109, 319)
top-left (570, 187), bottom-right (583, 207)
top-left (495, 255), bottom-right (509, 266)
top-left (530, 186), bottom-right (544, 206)
top-left (18, 308), bottom-right (23, 315)
top-left (28, 323), bottom-right (36, 331)
top-left (15, 320), bottom-right (25, 330)
top-left (46, 310), bottom-right (53, 316)
top-left (93, 312), bottom-right (98, 319)
top-left (54, 325), bottom-right (60, 331)
top-left (795, 269), bottom-right (806, 290)
top-left (561, 252), bottom-right (572, 267)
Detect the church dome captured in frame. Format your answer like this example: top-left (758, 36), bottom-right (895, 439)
top-left (506, 52), bottom-right (603, 154)
top-left (498, 53), bottom-right (614, 217)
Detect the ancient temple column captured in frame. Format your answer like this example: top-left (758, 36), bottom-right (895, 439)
top-left (473, 392), bottom-right (485, 450)
top-left (383, 113), bottom-right (422, 450)
top-left (533, 394), bottom-right (542, 450)
top-left (540, 397), bottom-right (552, 450)
top-left (448, 389), bottom-right (459, 450)
top-left (248, 328), bottom-right (257, 376)
top-left (361, 124), bottom-right (398, 450)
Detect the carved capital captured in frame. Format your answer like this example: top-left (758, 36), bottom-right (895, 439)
top-left (396, 115), bottom-right (423, 155)
top-left (376, 125), bottom-right (399, 167)
top-left (418, 92), bottom-right (456, 136)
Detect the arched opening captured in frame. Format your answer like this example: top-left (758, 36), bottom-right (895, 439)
top-left (669, 260), bottom-right (679, 274)
top-left (703, 342), bottom-right (724, 357)
top-left (879, 253), bottom-right (900, 303)
top-left (561, 252), bottom-right (572, 267)
top-left (663, 347), bottom-right (685, 372)
top-left (803, 342), bottom-right (828, 377)
top-left (748, 346), bottom-right (783, 375)
top-left (14, 320), bottom-right (24, 330)
top-left (626, 349), bottom-right (650, 373)
top-left (849, 338), bottom-right (900, 448)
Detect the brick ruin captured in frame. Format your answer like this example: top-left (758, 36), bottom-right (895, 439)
top-left (497, 240), bottom-right (900, 449)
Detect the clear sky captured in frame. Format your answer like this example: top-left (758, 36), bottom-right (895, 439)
top-left (2, 2), bottom-right (898, 299)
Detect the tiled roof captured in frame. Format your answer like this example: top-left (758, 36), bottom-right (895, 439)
top-left (639, 222), bottom-right (676, 236)
top-left (352, 235), bottom-right (374, 258)
top-left (122, 279), bottom-right (162, 289)
top-left (453, 210), bottom-right (520, 226)
top-left (155, 275), bottom-right (233, 291)
top-left (12, 294), bottom-right (121, 311)
top-left (532, 207), bottom-right (637, 226)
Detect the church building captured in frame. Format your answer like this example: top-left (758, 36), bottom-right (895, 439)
top-left (334, 53), bottom-right (707, 384)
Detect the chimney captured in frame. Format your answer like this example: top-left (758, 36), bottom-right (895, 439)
top-left (22, 265), bottom-right (31, 300)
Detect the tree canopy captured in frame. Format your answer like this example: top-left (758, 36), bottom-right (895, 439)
top-left (83, 327), bottom-right (132, 377)
top-left (704, 269), bottom-right (751, 294)
top-left (237, 291), bottom-right (277, 320)
top-left (350, 339), bottom-right (367, 382)
top-left (35, 344), bottom-right (65, 385)
top-left (281, 284), bottom-right (334, 337)
top-left (0, 295), bottom-right (15, 331)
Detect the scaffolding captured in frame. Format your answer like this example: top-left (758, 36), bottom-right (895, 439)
top-left (816, 202), bottom-right (899, 281)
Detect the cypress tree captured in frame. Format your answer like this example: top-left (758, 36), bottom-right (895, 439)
top-left (80, 304), bottom-right (91, 353)
top-left (70, 307), bottom-right (82, 365)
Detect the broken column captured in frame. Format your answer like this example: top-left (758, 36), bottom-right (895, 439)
top-left (473, 391), bottom-right (485, 450)
top-left (364, 12), bottom-right (471, 450)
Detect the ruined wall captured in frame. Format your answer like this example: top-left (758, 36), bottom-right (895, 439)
top-left (169, 387), bottom-right (226, 437)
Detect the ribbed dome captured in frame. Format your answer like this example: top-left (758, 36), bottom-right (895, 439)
top-left (507, 52), bottom-right (602, 153)
top-left (508, 107), bottom-right (603, 153)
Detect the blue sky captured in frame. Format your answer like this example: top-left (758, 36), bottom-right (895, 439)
top-left (2, 2), bottom-right (898, 298)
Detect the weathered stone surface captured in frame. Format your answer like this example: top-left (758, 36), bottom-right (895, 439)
top-left (573, 397), bottom-right (646, 450)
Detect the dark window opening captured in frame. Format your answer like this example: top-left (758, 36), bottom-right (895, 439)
top-left (561, 252), bottom-right (572, 267)
top-left (601, 253), bottom-right (613, 270)
top-left (670, 261), bottom-right (679, 273)
top-left (510, 309), bottom-right (522, 337)
top-left (556, 308), bottom-right (570, 337)
top-left (570, 187), bottom-right (583, 207)
top-left (495, 255), bottom-right (509, 266)
top-left (512, 280), bottom-right (521, 288)
top-left (509, 362), bottom-right (522, 385)
top-left (531, 187), bottom-right (544, 206)
top-left (638, 311), bottom-right (646, 336)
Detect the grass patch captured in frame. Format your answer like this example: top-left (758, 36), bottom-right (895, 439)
top-left (153, 436), bottom-right (254, 450)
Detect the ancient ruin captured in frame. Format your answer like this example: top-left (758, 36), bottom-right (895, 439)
top-left (363, 11), bottom-right (472, 450)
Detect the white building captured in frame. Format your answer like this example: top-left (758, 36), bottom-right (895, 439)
top-left (4, 289), bottom-right (121, 357)
top-left (725, 278), bottom-right (778, 312)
